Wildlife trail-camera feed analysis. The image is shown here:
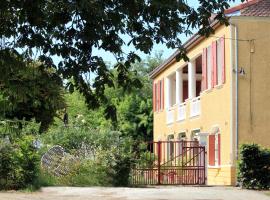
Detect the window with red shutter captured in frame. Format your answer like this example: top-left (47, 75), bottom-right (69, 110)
top-left (209, 131), bottom-right (221, 166)
top-left (153, 83), bottom-right (156, 112)
top-left (221, 36), bottom-right (225, 84)
top-left (202, 48), bottom-right (207, 91)
top-left (212, 41), bottom-right (217, 87)
top-left (208, 135), bottom-right (215, 166)
top-left (159, 80), bottom-right (162, 111)
top-left (161, 79), bottom-right (164, 110)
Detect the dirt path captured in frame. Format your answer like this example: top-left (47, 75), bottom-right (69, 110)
top-left (0, 186), bottom-right (269, 200)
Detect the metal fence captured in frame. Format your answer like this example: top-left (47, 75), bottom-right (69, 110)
top-left (131, 140), bottom-right (206, 185)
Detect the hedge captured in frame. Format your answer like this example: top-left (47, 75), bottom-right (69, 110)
top-left (238, 144), bottom-right (270, 189)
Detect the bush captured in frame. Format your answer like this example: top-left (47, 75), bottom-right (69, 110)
top-left (40, 126), bottom-right (134, 186)
top-left (0, 135), bottom-right (39, 190)
top-left (238, 144), bottom-right (270, 190)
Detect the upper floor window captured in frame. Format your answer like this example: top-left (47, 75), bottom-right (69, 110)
top-left (207, 46), bottom-right (212, 90)
top-left (153, 79), bottom-right (164, 112)
top-left (217, 38), bottom-right (224, 85)
top-left (202, 36), bottom-right (225, 91)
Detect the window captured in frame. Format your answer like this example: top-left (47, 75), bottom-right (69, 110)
top-left (159, 80), bottom-right (163, 110)
top-left (217, 39), bottom-right (223, 85)
top-left (208, 128), bottom-right (221, 166)
top-left (155, 83), bottom-right (158, 111)
top-left (207, 46), bottom-right (212, 89)
top-left (153, 79), bottom-right (164, 112)
top-left (167, 134), bottom-right (174, 160)
top-left (214, 133), bottom-right (220, 165)
top-left (178, 132), bottom-right (186, 155)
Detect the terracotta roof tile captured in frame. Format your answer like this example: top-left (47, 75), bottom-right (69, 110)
top-left (241, 0), bottom-right (270, 16)
top-left (225, 0), bottom-right (270, 17)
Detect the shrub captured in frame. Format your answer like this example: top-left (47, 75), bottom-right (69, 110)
top-left (0, 135), bottom-right (39, 190)
top-left (238, 144), bottom-right (270, 190)
top-left (41, 126), bottom-right (134, 186)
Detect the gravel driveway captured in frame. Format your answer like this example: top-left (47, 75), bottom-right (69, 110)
top-left (0, 186), bottom-right (269, 200)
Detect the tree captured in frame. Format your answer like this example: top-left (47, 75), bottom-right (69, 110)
top-left (0, 0), bottom-right (235, 116)
top-left (0, 50), bottom-right (65, 132)
top-left (54, 54), bottom-right (162, 141)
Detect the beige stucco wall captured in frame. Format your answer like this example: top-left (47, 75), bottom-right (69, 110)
top-left (153, 25), bottom-right (236, 185)
top-left (235, 17), bottom-right (270, 148)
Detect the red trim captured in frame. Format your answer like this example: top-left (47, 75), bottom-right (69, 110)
top-left (208, 135), bottom-right (215, 166)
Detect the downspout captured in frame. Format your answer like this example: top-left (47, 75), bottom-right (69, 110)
top-left (229, 20), bottom-right (239, 165)
top-left (229, 24), bottom-right (234, 165)
top-left (234, 24), bottom-right (239, 161)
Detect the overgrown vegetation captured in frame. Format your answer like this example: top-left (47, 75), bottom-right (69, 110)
top-left (238, 144), bottom-right (270, 190)
top-left (0, 54), bottom-right (161, 190)
top-left (0, 121), bottom-right (40, 190)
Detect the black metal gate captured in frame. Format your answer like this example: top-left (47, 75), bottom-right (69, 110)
top-left (131, 141), bottom-right (206, 185)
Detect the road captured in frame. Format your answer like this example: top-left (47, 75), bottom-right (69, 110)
top-left (0, 186), bottom-right (269, 200)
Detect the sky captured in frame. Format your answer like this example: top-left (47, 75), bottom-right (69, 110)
top-left (93, 0), bottom-right (242, 65)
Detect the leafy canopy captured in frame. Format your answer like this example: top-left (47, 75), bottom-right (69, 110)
top-left (0, 50), bottom-right (65, 132)
top-left (0, 0), bottom-right (235, 109)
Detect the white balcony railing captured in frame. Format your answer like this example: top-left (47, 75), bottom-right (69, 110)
top-left (166, 108), bottom-right (175, 124)
top-left (177, 103), bottom-right (186, 121)
top-left (190, 96), bottom-right (201, 117)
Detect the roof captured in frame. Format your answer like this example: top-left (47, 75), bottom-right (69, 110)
top-left (150, 0), bottom-right (270, 79)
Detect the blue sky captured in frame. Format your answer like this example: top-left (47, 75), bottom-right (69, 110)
top-left (93, 0), bottom-right (242, 65)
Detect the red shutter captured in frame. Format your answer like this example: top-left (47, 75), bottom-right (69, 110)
top-left (221, 36), bottom-right (225, 84)
top-left (162, 78), bottom-right (164, 110)
top-left (159, 80), bottom-right (162, 111)
top-left (208, 135), bottom-right (215, 166)
top-left (218, 134), bottom-right (221, 166)
top-left (202, 48), bottom-right (207, 91)
top-left (212, 41), bottom-right (217, 88)
top-left (157, 81), bottom-right (160, 112)
top-left (153, 83), bottom-right (156, 112)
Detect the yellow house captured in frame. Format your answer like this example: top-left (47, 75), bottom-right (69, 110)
top-left (149, 0), bottom-right (270, 185)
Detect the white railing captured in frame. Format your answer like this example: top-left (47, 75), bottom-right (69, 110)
top-left (166, 108), bottom-right (175, 125)
top-left (190, 96), bottom-right (201, 117)
top-left (177, 103), bottom-right (186, 121)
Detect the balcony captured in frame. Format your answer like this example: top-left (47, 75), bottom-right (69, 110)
top-left (190, 97), bottom-right (201, 118)
top-left (166, 108), bottom-right (175, 125)
top-left (177, 102), bottom-right (186, 121)
top-left (164, 55), bottom-right (202, 125)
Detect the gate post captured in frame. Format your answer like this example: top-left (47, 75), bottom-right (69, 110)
top-left (157, 141), bottom-right (161, 185)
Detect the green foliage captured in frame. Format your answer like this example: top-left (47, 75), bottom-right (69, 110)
top-left (238, 144), bottom-right (270, 190)
top-left (0, 50), bottom-right (66, 132)
top-left (41, 125), bottom-right (134, 186)
top-left (0, 134), bottom-right (39, 190)
top-left (1, 0), bottom-right (233, 110)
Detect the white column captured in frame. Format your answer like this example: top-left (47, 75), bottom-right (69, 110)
top-left (165, 77), bottom-right (170, 109)
top-left (176, 69), bottom-right (183, 104)
top-left (188, 61), bottom-right (196, 99)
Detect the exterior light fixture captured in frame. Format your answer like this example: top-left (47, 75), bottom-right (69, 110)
top-left (233, 67), bottom-right (246, 76)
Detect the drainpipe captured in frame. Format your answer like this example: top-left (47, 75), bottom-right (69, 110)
top-left (234, 24), bottom-right (239, 161)
top-left (230, 20), bottom-right (239, 163)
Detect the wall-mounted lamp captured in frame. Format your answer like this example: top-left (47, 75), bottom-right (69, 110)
top-left (233, 67), bottom-right (246, 76)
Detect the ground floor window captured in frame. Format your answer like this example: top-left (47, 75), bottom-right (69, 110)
top-left (208, 128), bottom-right (221, 166)
top-left (177, 132), bottom-right (186, 155)
top-left (167, 134), bottom-right (174, 160)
